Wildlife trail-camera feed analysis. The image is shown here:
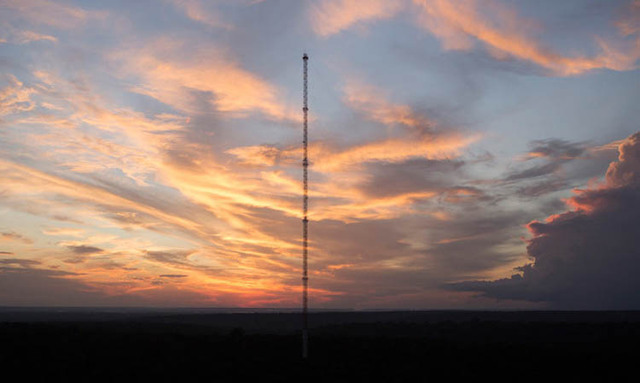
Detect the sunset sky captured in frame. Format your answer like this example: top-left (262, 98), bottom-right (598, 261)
top-left (1, 0), bottom-right (639, 309)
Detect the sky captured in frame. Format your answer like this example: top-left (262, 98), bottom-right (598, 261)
top-left (1, 0), bottom-right (639, 309)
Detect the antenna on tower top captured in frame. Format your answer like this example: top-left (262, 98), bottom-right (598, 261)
top-left (301, 52), bottom-right (309, 359)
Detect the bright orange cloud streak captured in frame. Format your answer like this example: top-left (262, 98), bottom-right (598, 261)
top-left (412, 0), bottom-right (640, 75)
top-left (112, 42), bottom-right (297, 120)
top-left (317, 134), bottom-right (479, 172)
top-left (0, 159), bottom-right (217, 243)
top-left (228, 132), bottom-right (479, 174)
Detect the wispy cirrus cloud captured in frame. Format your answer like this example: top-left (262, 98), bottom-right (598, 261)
top-left (0, 29), bottom-right (58, 44)
top-left (111, 40), bottom-right (297, 120)
top-left (1, 231), bottom-right (33, 244)
top-left (310, 0), bottom-right (404, 37)
top-left (42, 227), bottom-right (85, 237)
top-left (229, 78), bottom-right (480, 175)
top-left (412, 0), bottom-right (640, 76)
top-left (0, 0), bottom-right (107, 29)
top-left (168, 0), bottom-right (233, 29)
top-left (342, 79), bottom-right (433, 131)
top-left (0, 75), bottom-right (36, 116)
top-left (307, 0), bottom-right (640, 75)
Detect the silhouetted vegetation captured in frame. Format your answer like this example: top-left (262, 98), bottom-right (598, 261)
top-left (1, 310), bottom-right (639, 381)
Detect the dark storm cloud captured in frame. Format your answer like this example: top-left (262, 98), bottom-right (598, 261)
top-left (450, 132), bottom-right (640, 309)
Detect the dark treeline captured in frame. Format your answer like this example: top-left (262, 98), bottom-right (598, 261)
top-left (1, 311), bottom-right (639, 381)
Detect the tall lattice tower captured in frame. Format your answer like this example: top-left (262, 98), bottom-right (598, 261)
top-left (301, 53), bottom-right (309, 359)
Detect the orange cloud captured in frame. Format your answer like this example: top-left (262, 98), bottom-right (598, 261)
top-left (224, 130), bottom-right (477, 223)
top-left (42, 227), bottom-right (85, 237)
top-left (112, 42), bottom-right (297, 120)
top-left (343, 79), bottom-right (432, 129)
top-left (0, 159), bottom-right (218, 243)
top-left (0, 75), bottom-right (36, 116)
top-left (2, 69), bottom-right (311, 300)
top-left (317, 134), bottom-right (479, 172)
top-left (222, 75), bottom-right (480, 223)
top-left (229, 132), bottom-right (478, 174)
top-left (412, 0), bottom-right (640, 76)
top-left (168, 0), bottom-right (233, 29)
top-left (310, 0), bottom-right (404, 37)
top-left (1, 231), bottom-right (33, 244)
top-left (230, 76), bottom-right (479, 174)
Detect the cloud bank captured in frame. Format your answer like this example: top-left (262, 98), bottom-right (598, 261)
top-left (451, 132), bottom-right (640, 309)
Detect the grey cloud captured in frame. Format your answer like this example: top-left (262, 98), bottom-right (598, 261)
top-left (146, 250), bottom-right (195, 267)
top-left (238, 187), bottom-right (528, 305)
top-left (67, 245), bottom-right (103, 254)
top-left (516, 179), bottom-right (568, 197)
top-left (0, 267), bottom-right (108, 306)
top-left (145, 249), bottom-right (220, 275)
top-left (442, 186), bottom-right (490, 204)
top-left (425, 212), bottom-right (528, 275)
top-left (0, 258), bottom-right (41, 267)
top-left (359, 159), bottom-right (464, 198)
top-left (159, 274), bottom-right (188, 278)
top-left (505, 162), bottom-right (561, 181)
top-left (504, 139), bottom-right (590, 182)
top-left (0, 265), bottom-right (212, 307)
top-left (51, 215), bottom-right (84, 224)
top-left (0, 231), bottom-right (33, 244)
top-left (314, 218), bottom-right (412, 264)
top-left (64, 256), bottom-right (88, 264)
top-left (527, 139), bottom-right (587, 160)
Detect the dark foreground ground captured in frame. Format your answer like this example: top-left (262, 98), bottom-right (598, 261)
top-left (1, 309), bottom-right (639, 381)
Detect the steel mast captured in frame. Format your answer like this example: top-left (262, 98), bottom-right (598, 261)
top-left (301, 52), bottom-right (309, 359)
